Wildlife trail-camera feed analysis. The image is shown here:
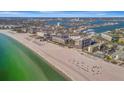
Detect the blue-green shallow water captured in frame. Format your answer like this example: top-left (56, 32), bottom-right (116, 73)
top-left (0, 33), bottom-right (66, 81)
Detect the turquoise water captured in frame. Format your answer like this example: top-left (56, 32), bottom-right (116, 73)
top-left (0, 33), bottom-right (66, 81)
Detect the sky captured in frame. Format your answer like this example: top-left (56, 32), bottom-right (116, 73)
top-left (0, 11), bottom-right (124, 17)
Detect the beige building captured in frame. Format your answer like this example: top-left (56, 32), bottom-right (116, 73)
top-left (74, 37), bottom-right (94, 49)
top-left (52, 36), bottom-right (69, 45)
top-left (119, 38), bottom-right (124, 43)
top-left (87, 43), bottom-right (101, 53)
top-left (36, 32), bottom-right (45, 37)
top-left (101, 33), bottom-right (112, 41)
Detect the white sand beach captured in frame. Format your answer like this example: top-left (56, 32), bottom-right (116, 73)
top-left (1, 30), bottom-right (124, 80)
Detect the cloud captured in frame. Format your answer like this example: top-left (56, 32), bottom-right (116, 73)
top-left (0, 11), bottom-right (21, 15)
top-left (96, 13), bottom-right (107, 16)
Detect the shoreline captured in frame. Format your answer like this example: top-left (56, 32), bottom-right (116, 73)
top-left (1, 30), bottom-right (124, 80)
top-left (0, 31), bottom-right (75, 80)
top-left (0, 33), bottom-right (67, 81)
top-left (0, 31), bottom-right (90, 80)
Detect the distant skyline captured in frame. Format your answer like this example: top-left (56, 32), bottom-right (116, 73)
top-left (0, 11), bottom-right (124, 17)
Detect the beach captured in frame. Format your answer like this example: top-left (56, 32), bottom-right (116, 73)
top-left (1, 30), bottom-right (124, 80)
top-left (0, 32), bottom-right (66, 81)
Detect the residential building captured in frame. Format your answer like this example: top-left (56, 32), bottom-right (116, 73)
top-left (75, 37), bottom-right (95, 49)
top-left (52, 36), bottom-right (69, 45)
top-left (101, 33), bottom-right (112, 41)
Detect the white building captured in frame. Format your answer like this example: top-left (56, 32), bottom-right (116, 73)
top-left (36, 32), bottom-right (45, 37)
top-left (52, 36), bottom-right (69, 45)
top-left (57, 22), bottom-right (60, 26)
top-left (74, 37), bottom-right (94, 49)
top-left (69, 36), bottom-right (81, 40)
top-left (101, 33), bottom-right (112, 41)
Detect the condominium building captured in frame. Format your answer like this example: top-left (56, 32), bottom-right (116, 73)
top-left (75, 37), bottom-right (95, 49)
top-left (52, 36), bottom-right (69, 45)
top-left (101, 33), bottom-right (112, 41)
